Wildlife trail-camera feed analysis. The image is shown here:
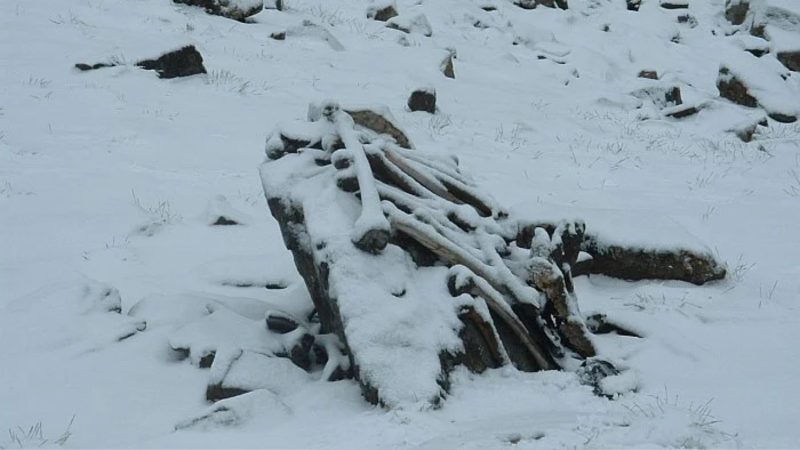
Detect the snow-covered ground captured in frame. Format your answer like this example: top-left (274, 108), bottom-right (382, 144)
top-left (1, 0), bottom-right (799, 447)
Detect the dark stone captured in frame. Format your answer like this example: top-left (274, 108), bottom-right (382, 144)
top-left (135, 46), bottom-right (207, 79)
top-left (725, 0), bottom-right (749, 25)
top-left (481, 6), bottom-right (497, 11)
top-left (199, 351), bottom-right (216, 368)
top-left (665, 105), bottom-right (699, 119)
top-left (407, 89), bottom-right (436, 114)
top-left (745, 48), bottom-right (768, 57)
top-left (717, 66), bottom-right (758, 108)
top-left (576, 359), bottom-right (620, 397)
top-left (368, 5), bottom-right (398, 22)
top-left (767, 111), bottom-right (797, 124)
top-left (677, 14), bottom-right (697, 27)
top-left (173, 0), bottom-right (263, 22)
top-left (750, 23), bottom-right (766, 38)
top-left (270, 31), bottom-right (286, 40)
top-left (265, 312), bottom-right (300, 334)
top-left (585, 314), bottom-right (641, 337)
top-left (777, 51), bottom-right (800, 72)
top-left (626, 0), bottom-right (641, 11)
top-left (665, 86), bottom-right (683, 106)
top-left (515, 0), bottom-right (567, 9)
top-left (205, 384), bottom-right (248, 402)
top-left (660, 1), bottom-right (688, 9)
top-left (638, 70), bottom-right (658, 80)
top-left (289, 333), bottom-right (315, 371)
top-left (212, 216), bottom-right (239, 226)
top-left (580, 237), bottom-right (727, 286)
top-left (74, 62), bottom-right (114, 71)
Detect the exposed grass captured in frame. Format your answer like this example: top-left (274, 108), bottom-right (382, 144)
top-left (1, 416), bottom-right (75, 449)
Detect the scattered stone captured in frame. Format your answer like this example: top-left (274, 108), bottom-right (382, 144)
top-left (270, 31), bottom-right (286, 40)
top-left (725, 0), bottom-right (749, 25)
top-left (205, 195), bottom-right (249, 226)
top-left (481, 5), bottom-right (497, 12)
top-left (206, 348), bottom-right (311, 401)
top-left (626, 0), bottom-right (641, 12)
top-left (577, 358), bottom-right (620, 397)
top-left (173, 0), bottom-right (263, 22)
top-left (766, 111), bottom-right (797, 123)
top-left (441, 52), bottom-right (456, 79)
top-left (665, 86), bottom-right (683, 106)
top-left (515, 0), bottom-right (567, 8)
top-left (664, 104), bottom-right (701, 119)
top-left (386, 13), bottom-right (433, 37)
top-left (660, 0), bottom-right (688, 9)
top-left (367, 2), bottom-right (398, 22)
top-left (638, 70), bottom-right (659, 80)
top-left (265, 310), bottom-right (300, 334)
top-left (135, 45), bottom-right (207, 79)
top-left (408, 88), bottom-right (436, 113)
top-left (677, 14), bottom-right (698, 27)
top-left (732, 122), bottom-right (758, 142)
top-left (777, 51), bottom-right (800, 72)
top-left (717, 66), bottom-right (758, 108)
top-left (586, 314), bottom-right (641, 337)
top-left (75, 62), bottom-right (114, 71)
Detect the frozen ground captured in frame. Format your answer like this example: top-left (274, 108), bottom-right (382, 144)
top-left (1, 0), bottom-right (799, 447)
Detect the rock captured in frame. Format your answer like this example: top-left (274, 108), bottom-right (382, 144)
top-left (265, 311), bottom-right (300, 334)
top-left (386, 14), bottom-right (433, 37)
top-left (766, 111), bottom-right (797, 124)
top-left (515, 0), bottom-right (568, 9)
top-left (665, 86), bottom-right (683, 106)
top-left (173, 0), bottom-right (263, 22)
top-left (660, 0), bottom-right (688, 9)
top-left (664, 104), bottom-right (700, 119)
top-left (408, 88), bottom-right (436, 114)
top-left (626, 0), bottom-right (641, 11)
top-left (576, 358), bottom-right (620, 397)
top-left (732, 122), bottom-right (758, 142)
top-left (270, 31), bottom-right (286, 40)
top-left (442, 53), bottom-right (456, 79)
top-left (717, 66), bottom-right (758, 108)
top-left (367, 2), bottom-right (398, 22)
top-left (725, 0), bottom-right (749, 25)
top-left (205, 349), bottom-right (311, 401)
top-left (777, 51), bottom-right (800, 72)
top-left (344, 108), bottom-right (414, 148)
top-left (135, 46), bottom-right (206, 79)
top-left (638, 70), bottom-right (658, 80)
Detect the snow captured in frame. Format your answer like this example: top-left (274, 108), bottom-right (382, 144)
top-left (1, 0), bottom-right (800, 447)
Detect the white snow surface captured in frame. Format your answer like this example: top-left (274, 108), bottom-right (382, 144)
top-left (2, 0), bottom-right (800, 447)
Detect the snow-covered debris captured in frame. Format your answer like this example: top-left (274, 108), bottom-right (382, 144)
top-left (173, 0), bottom-right (263, 22)
top-left (204, 195), bottom-right (251, 226)
top-left (175, 389), bottom-right (291, 430)
top-left (366, 1), bottom-right (398, 22)
top-left (386, 13), bottom-right (433, 37)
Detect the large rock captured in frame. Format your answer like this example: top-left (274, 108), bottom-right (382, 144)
top-left (173, 0), bottom-right (263, 22)
top-left (408, 88), bottom-right (436, 113)
top-left (717, 66), bottom-right (758, 108)
top-left (135, 46), bottom-right (207, 79)
top-left (725, 0), bottom-right (749, 25)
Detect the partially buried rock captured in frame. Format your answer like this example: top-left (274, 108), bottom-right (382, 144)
top-left (725, 0), bottom-right (749, 26)
top-left (136, 45), bottom-right (207, 79)
top-left (173, 0), bottom-right (263, 22)
top-left (408, 88), bottom-right (436, 113)
top-left (777, 51), bottom-right (800, 72)
top-left (367, 2), bottom-right (398, 22)
top-left (386, 14), bottom-right (433, 37)
top-left (638, 70), bottom-right (658, 80)
top-left (717, 66), bottom-right (758, 108)
top-left (442, 52), bottom-right (456, 79)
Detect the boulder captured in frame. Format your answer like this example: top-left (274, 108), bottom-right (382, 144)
top-left (638, 70), bottom-right (658, 80)
top-left (777, 51), bottom-right (800, 72)
top-left (725, 0), bottom-right (749, 25)
top-left (717, 66), bottom-right (758, 108)
top-left (386, 14), bottom-right (433, 37)
top-left (367, 2), bottom-right (398, 22)
top-left (173, 0), bottom-right (263, 22)
top-left (135, 45), bottom-right (207, 79)
top-left (408, 88), bottom-right (436, 113)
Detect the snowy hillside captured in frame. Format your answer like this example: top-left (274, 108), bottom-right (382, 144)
top-left (1, 0), bottom-right (800, 447)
